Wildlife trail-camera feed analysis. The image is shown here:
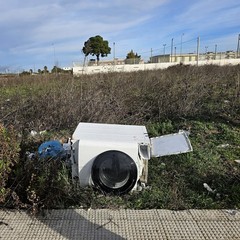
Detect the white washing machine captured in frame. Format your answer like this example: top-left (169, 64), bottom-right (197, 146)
top-left (71, 122), bottom-right (192, 194)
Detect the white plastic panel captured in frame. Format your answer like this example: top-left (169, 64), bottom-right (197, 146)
top-left (150, 131), bottom-right (193, 157)
top-left (72, 122), bottom-right (150, 144)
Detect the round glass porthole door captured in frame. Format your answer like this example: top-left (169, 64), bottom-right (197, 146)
top-left (91, 150), bottom-right (138, 194)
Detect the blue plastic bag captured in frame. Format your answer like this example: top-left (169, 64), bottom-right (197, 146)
top-left (38, 140), bottom-right (65, 159)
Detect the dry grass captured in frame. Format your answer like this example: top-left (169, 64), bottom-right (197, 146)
top-left (0, 65), bottom-right (240, 212)
top-left (0, 65), bottom-right (239, 133)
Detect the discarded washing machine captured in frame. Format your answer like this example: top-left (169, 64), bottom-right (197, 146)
top-left (70, 122), bottom-right (192, 194)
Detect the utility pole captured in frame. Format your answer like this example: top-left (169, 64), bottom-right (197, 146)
top-left (171, 38), bottom-right (173, 63)
top-left (196, 37), bottom-right (200, 66)
top-left (237, 34), bottom-right (240, 58)
top-left (163, 44), bottom-right (166, 62)
top-left (180, 33), bottom-right (184, 62)
top-left (205, 46), bottom-right (208, 59)
top-left (150, 48), bottom-right (153, 63)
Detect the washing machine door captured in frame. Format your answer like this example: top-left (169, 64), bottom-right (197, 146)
top-left (91, 150), bottom-right (138, 194)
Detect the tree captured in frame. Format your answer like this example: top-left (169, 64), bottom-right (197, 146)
top-left (19, 71), bottom-right (30, 76)
top-left (51, 66), bottom-right (62, 74)
top-left (82, 35), bottom-right (111, 65)
top-left (125, 50), bottom-right (141, 64)
top-left (43, 66), bottom-right (49, 74)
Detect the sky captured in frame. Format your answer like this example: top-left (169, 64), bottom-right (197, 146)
top-left (0, 0), bottom-right (239, 72)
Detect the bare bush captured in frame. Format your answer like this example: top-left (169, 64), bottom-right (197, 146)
top-left (0, 65), bottom-right (239, 132)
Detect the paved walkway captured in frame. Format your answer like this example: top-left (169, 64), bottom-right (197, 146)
top-left (1, 209), bottom-right (239, 239)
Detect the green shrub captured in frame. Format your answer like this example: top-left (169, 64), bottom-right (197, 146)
top-left (25, 158), bottom-right (72, 214)
top-left (0, 124), bottom-right (19, 203)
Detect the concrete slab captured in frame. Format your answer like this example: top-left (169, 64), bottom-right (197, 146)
top-left (0, 209), bottom-right (240, 239)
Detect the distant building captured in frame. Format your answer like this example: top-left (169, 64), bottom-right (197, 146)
top-left (88, 58), bottom-right (125, 66)
top-left (150, 51), bottom-right (239, 63)
top-left (62, 67), bottom-right (72, 71)
top-left (87, 58), bottom-right (144, 66)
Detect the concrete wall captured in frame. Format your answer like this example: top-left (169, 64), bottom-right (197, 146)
top-left (73, 58), bottom-right (240, 76)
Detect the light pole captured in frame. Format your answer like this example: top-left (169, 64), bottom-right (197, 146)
top-left (52, 43), bottom-right (57, 74)
top-left (215, 44), bottom-right (217, 60)
top-left (196, 37), bottom-right (200, 66)
top-left (113, 42), bottom-right (115, 65)
top-left (171, 38), bottom-right (173, 62)
top-left (150, 48), bottom-right (153, 63)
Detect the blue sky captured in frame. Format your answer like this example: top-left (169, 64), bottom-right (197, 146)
top-left (0, 0), bottom-right (239, 72)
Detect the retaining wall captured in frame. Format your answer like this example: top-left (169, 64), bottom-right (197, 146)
top-left (73, 59), bottom-right (240, 75)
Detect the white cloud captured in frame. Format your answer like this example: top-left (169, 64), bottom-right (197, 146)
top-left (175, 0), bottom-right (240, 32)
top-left (1, 0), bottom-right (158, 47)
top-left (0, 0), bottom-right (239, 69)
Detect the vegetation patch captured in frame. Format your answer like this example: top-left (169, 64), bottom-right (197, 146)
top-left (0, 65), bottom-right (239, 213)
top-left (0, 124), bottom-right (20, 205)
